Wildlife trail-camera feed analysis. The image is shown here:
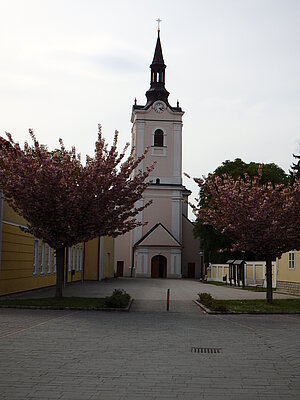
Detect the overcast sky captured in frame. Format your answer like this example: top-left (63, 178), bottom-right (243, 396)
top-left (0, 0), bottom-right (299, 214)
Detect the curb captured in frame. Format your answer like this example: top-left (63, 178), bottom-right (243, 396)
top-left (194, 300), bottom-right (225, 314)
top-left (194, 300), bottom-right (300, 315)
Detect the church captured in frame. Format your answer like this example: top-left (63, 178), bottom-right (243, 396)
top-left (114, 25), bottom-right (201, 279)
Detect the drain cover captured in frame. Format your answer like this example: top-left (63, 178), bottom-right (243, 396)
top-left (191, 347), bottom-right (222, 354)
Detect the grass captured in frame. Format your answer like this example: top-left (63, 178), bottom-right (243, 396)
top-left (205, 280), bottom-right (270, 292)
top-left (217, 299), bottom-right (300, 313)
top-left (0, 292), bottom-right (131, 310)
top-left (197, 293), bottom-right (300, 313)
top-left (0, 297), bottom-right (107, 309)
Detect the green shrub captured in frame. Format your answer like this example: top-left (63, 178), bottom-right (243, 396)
top-left (198, 292), bottom-right (213, 307)
top-left (104, 289), bottom-right (131, 308)
top-left (198, 292), bottom-right (228, 312)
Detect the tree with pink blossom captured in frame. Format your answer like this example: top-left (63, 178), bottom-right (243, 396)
top-left (0, 126), bottom-right (153, 297)
top-left (194, 168), bottom-right (300, 302)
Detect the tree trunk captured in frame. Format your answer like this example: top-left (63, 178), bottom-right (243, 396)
top-left (55, 247), bottom-right (65, 298)
top-left (266, 257), bottom-right (273, 303)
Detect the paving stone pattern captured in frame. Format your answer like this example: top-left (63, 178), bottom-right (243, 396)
top-left (0, 279), bottom-right (300, 399)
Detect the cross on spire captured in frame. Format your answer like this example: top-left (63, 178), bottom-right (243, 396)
top-left (156, 17), bottom-right (162, 32)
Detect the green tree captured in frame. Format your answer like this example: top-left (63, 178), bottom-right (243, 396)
top-left (290, 153), bottom-right (300, 181)
top-left (194, 159), bottom-right (289, 266)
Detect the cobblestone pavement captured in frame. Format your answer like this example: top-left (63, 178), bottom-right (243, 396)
top-left (1, 283), bottom-right (300, 399)
top-left (9, 277), bottom-right (298, 305)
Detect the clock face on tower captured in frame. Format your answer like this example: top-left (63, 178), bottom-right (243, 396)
top-left (154, 101), bottom-right (165, 113)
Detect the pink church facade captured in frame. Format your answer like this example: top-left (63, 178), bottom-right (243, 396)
top-left (114, 29), bottom-right (201, 279)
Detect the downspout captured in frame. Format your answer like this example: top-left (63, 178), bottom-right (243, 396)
top-left (97, 237), bottom-right (100, 281)
top-left (64, 247), bottom-right (67, 286)
top-left (82, 242), bottom-right (85, 283)
top-left (131, 245), bottom-right (135, 277)
top-left (98, 236), bottom-right (104, 281)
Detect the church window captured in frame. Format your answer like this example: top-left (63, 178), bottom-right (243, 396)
top-left (154, 129), bottom-right (164, 147)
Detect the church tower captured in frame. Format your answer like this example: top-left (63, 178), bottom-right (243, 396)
top-left (114, 25), bottom-right (201, 279)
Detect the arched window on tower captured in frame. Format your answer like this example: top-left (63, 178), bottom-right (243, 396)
top-left (154, 129), bottom-right (164, 147)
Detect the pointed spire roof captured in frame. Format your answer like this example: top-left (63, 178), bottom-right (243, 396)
top-left (132, 21), bottom-right (183, 113)
top-left (151, 32), bottom-right (165, 66)
top-left (145, 28), bottom-right (169, 106)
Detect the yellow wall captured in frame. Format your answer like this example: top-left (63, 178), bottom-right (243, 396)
top-left (0, 200), bottom-right (114, 295)
top-left (84, 236), bottom-right (115, 280)
top-left (0, 201), bottom-right (83, 296)
top-left (277, 251), bottom-right (300, 283)
top-left (84, 238), bottom-right (99, 280)
top-left (0, 224), bottom-right (56, 296)
top-left (103, 236), bottom-right (114, 279)
top-left (3, 201), bottom-right (27, 225)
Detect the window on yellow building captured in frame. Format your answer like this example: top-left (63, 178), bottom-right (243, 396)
top-left (76, 247), bottom-right (80, 272)
top-left (289, 251), bottom-right (295, 270)
top-left (72, 246), bottom-right (76, 272)
top-left (80, 247), bottom-right (84, 271)
top-left (47, 246), bottom-right (52, 274)
top-left (33, 239), bottom-right (39, 276)
top-left (40, 241), bottom-right (46, 275)
top-left (53, 250), bottom-right (57, 274)
top-left (68, 247), bottom-right (72, 272)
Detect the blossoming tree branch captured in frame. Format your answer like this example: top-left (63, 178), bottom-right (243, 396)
top-left (0, 126), bottom-right (154, 297)
top-left (194, 167), bottom-right (300, 302)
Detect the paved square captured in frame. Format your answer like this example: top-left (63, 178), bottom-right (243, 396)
top-left (1, 279), bottom-right (299, 399)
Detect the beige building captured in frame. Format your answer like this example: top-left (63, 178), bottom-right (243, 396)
top-left (114, 28), bottom-right (201, 279)
top-left (277, 250), bottom-right (300, 295)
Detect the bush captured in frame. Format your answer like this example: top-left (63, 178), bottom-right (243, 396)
top-left (198, 292), bottom-right (213, 307)
top-left (198, 292), bottom-right (229, 312)
top-left (104, 289), bottom-right (131, 308)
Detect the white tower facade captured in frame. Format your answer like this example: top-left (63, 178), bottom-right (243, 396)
top-left (114, 29), bottom-right (201, 279)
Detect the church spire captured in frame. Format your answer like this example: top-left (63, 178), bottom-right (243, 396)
top-left (145, 21), bottom-right (170, 106)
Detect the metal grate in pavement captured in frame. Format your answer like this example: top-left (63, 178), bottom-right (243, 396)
top-left (191, 347), bottom-right (222, 354)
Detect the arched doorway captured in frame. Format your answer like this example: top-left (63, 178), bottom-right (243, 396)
top-left (151, 255), bottom-right (167, 278)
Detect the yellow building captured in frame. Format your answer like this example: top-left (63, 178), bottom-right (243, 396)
top-left (84, 237), bottom-right (114, 281)
top-left (277, 250), bottom-right (300, 296)
top-left (0, 196), bottom-right (114, 296)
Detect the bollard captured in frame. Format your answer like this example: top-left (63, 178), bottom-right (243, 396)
top-left (166, 288), bottom-right (170, 311)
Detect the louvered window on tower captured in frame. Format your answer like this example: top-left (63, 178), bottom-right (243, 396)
top-left (154, 129), bottom-right (164, 147)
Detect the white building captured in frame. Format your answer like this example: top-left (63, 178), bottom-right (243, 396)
top-left (114, 28), bottom-right (201, 279)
